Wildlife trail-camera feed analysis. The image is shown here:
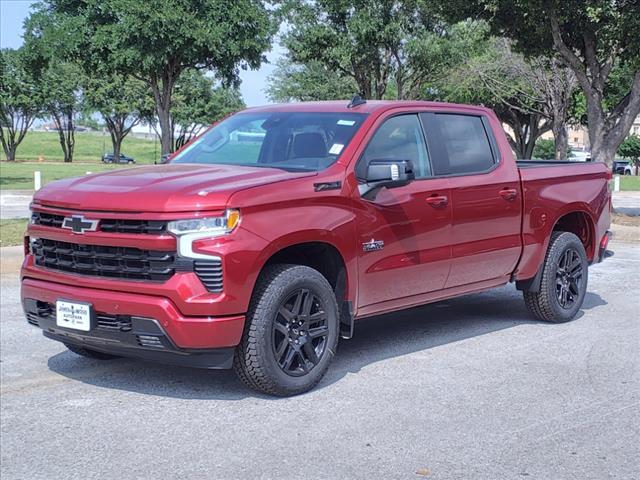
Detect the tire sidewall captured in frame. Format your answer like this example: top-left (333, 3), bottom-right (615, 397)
top-left (544, 233), bottom-right (589, 321)
top-left (252, 267), bottom-right (339, 394)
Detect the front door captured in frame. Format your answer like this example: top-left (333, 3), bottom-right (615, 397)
top-left (353, 113), bottom-right (452, 310)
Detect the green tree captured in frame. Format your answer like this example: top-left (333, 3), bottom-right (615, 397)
top-left (41, 61), bottom-right (85, 163)
top-left (170, 69), bottom-right (245, 150)
top-left (38, 0), bottom-right (275, 155)
top-left (23, 7), bottom-right (86, 162)
top-left (618, 134), bottom-right (640, 173)
top-left (266, 59), bottom-right (358, 102)
top-left (437, 0), bottom-right (640, 166)
top-left (533, 139), bottom-right (556, 159)
top-left (84, 72), bottom-right (155, 159)
top-left (427, 34), bottom-right (558, 159)
top-left (0, 48), bottom-right (43, 161)
top-left (533, 138), bottom-right (572, 160)
top-left (282, 0), bottom-right (442, 100)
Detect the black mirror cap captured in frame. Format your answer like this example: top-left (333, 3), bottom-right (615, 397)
top-left (365, 159), bottom-right (415, 187)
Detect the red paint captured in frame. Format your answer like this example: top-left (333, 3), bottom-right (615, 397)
top-left (22, 100), bottom-right (611, 350)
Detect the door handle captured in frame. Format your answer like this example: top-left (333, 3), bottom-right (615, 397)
top-left (426, 194), bottom-right (449, 208)
top-left (499, 188), bottom-right (518, 201)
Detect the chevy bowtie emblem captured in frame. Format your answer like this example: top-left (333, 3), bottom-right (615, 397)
top-left (363, 238), bottom-right (384, 252)
top-left (62, 215), bottom-right (99, 234)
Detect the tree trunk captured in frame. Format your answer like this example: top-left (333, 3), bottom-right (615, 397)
top-left (149, 73), bottom-right (176, 156)
top-left (548, 13), bottom-right (640, 167)
top-left (64, 110), bottom-right (75, 163)
top-left (1, 111), bottom-right (34, 161)
top-left (553, 122), bottom-right (568, 160)
top-left (103, 114), bottom-right (135, 161)
top-left (0, 130), bottom-right (16, 161)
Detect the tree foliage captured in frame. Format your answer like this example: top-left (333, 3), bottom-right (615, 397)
top-left (438, 0), bottom-right (640, 165)
top-left (171, 69), bottom-right (245, 150)
top-left (0, 48), bottom-right (43, 161)
top-left (84, 71), bottom-right (155, 159)
top-left (266, 59), bottom-right (358, 103)
top-left (40, 0), bottom-right (275, 154)
top-left (618, 135), bottom-right (640, 170)
top-left (282, 0), bottom-right (448, 100)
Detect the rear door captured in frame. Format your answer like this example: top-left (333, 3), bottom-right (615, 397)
top-left (353, 112), bottom-right (452, 309)
top-left (421, 112), bottom-right (522, 288)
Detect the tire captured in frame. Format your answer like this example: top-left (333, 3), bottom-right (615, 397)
top-left (65, 344), bottom-right (120, 360)
top-left (523, 231), bottom-right (588, 322)
top-left (233, 264), bottom-right (339, 396)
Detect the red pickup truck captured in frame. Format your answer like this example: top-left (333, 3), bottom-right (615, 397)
top-left (22, 100), bottom-right (612, 396)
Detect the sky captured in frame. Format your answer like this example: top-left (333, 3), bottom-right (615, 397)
top-left (0, 0), bottom-right (282, 106)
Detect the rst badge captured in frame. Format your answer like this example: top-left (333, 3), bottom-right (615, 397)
top-left (362, 238), bottom-right (384, 252)
top-left (61, 215), bottom-right (99, 234)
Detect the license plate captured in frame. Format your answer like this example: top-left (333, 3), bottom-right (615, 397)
top-left (56, 300), bottom-right (92, 332)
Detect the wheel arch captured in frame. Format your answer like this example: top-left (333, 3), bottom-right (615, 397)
top-left (517, 208), bottom-right (596, 293)
top-left (250, 237), bottom-right (355, 338)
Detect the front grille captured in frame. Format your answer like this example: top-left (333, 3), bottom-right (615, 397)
top-left (31, 211), bottom-right (167, 234)
top-left (31, 238), bottom-right (175, 281)
top-left (99, 219), bottom-right (167, 234)
top-left (194, 260), bottom-right (223, 292)
top-left (31, 212), bottom-right (64, 228)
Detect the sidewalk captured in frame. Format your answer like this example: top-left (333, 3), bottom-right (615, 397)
top-left (1, 190), bottom-right (33, 219)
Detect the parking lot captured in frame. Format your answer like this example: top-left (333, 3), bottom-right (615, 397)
top-left (1, 240), bottom-right (639, 480)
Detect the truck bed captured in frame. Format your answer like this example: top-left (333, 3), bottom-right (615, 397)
top-left (514, 160), bottom-right (611, 280)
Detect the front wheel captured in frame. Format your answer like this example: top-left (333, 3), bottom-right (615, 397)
top-left (523, 232), bottom-right (588, 322)
top-left (233, 264), bottom-right (339, 396)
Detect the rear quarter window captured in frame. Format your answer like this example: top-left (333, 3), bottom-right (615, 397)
top-left (435, 114), bottom-right (495, 175)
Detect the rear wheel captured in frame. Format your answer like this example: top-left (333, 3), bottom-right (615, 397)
top-left (65, 344), bottom-right (120, 360)
top-left (233, 264), bottom-right (339, 396)
top-left (523, 232), bottom-right (588, 322)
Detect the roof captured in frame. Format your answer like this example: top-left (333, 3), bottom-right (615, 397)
top-left (244, 100), bottom-right (491, 115)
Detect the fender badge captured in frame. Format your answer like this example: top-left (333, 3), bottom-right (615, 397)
top-left (363, 238), bottom-right (384, 252)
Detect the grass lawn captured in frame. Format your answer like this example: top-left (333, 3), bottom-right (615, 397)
top-left (0, 162), bottom-right (130, 190)
top-left (1, 131), bottom-right (159, 164)
top-left (618, 175), bottom-right (640, 191)
top-left (0, 219), bottom-right (28, 247)
top-left (1, 130), bottom-right (159, 190)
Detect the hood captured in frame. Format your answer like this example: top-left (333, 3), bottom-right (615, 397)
top-left (33, 163), bottom-right (315, 212)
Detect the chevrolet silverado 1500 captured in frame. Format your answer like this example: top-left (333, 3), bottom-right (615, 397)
top-left (22, 100), bottom-right (612, 396)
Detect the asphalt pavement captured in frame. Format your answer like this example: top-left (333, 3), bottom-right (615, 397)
top-left (1, 240), bottom-right (638, 479)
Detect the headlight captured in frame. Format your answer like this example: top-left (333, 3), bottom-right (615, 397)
top-left (168, 209), bottom-right (240, 260)
top-left (168, 209), bottom-right (240, 236)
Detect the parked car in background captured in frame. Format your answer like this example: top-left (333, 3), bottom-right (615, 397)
top-left (612, 159), bottom-right (633, 175)
top-left (102, 153), bottom-right (135, 164)
top-left (569, 150), bottom-right (591, 162)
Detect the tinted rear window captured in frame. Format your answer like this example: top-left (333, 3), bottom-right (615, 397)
top-left (435, 114), bottom-right (495, 174)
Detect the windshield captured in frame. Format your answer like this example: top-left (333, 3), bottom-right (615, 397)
top-left (171, 111), bottom-right (367, 171)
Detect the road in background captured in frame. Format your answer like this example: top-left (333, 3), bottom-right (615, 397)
top-left (1, 240), bottom-right (638, 479)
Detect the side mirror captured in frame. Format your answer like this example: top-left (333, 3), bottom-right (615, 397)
top-left (359, 159), bottom-right (415, 198)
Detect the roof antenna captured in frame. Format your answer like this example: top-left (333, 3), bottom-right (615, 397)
top-left (347, 94), bottom-right (366, 108)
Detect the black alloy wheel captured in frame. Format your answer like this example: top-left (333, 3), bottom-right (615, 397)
top-left (272, 288), bottom-right (329, 376)
top-left (555, 247), bottom-right (584, 309)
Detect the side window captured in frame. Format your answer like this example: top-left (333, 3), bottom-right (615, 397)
top-left (435, 114), bottom-right (495, 174)
top-left (358, 114), bottom-right (431, 179)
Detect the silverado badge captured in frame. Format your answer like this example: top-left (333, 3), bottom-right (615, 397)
top-left (362, 238), bottom-right (384, 252)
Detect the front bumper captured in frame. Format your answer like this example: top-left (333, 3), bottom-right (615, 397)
top-left (22, 278), bottom-right (245, 366)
